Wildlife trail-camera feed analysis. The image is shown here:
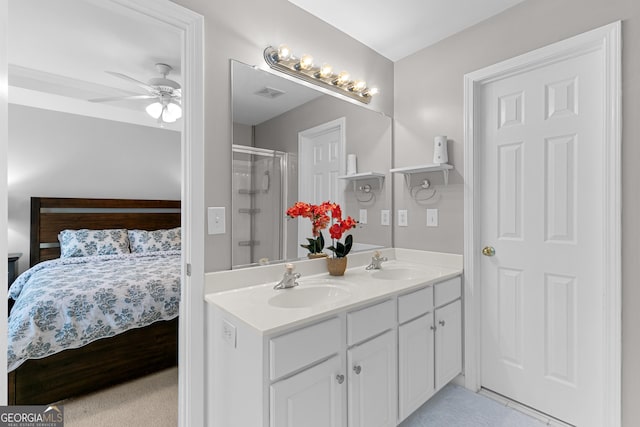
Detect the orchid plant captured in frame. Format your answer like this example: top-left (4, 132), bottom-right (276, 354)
top-left (286, 201), bottom-right (357, 257)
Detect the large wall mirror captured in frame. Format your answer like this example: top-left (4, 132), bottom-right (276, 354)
top-left (231, 60), bottom-right (392, 268)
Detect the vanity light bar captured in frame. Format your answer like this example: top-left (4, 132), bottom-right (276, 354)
top-left (263, 45), bottom-right (378, 104)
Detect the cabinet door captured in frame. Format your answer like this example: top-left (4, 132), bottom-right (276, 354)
top-left (435, 299), bottom-right (462, 389)
top-left (270, 355), bottom-right (345, 427)
top-left (347, 330), bottom-right (396, 427)
top-left (398, 314), bottom-right (435, 422)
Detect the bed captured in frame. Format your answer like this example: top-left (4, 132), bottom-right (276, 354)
top-left (8, 197), bottom-right (181, 405)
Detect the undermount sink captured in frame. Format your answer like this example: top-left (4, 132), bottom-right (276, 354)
top-left (370, 267), bottom-right (430, 281)
top-left (268, 280), bottom-right (353, 309)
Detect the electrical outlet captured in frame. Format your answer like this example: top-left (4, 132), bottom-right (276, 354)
top-left (381, 210), bottom-right (390, 226)
top-left (222, 319), bottom-right (237, 348)
top-left (359, 209), bottom-right (368, 225)
top-left (398, 210), bottom-right (408, 227)
top-left (427, 209), bottom-right (438, 227)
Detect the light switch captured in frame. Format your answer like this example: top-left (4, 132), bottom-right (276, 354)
top-left (398, 210), bottom-right (408, 227)
top-left (208, 207), bottom-right (226, 235)
top-left (427, 208), bottom-right (438, 227)
top-left (359, 209), bottom-right (368, 225)
top-left (381, 210), bottom-right (390, 226)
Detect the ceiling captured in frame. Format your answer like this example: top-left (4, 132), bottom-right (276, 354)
top-left (288, 0), bottom-right (526, 61)
top-left (8, 0), bottom-right (182, 130)
top-left (233, 62), bottom-right (323, 126)
top-left (7, 0), bottom-right (525, 129)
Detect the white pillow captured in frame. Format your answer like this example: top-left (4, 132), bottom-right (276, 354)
top-left (58, 229), bottom-right (130, 258)
top-left (128, 227), bottom-right (181, 253)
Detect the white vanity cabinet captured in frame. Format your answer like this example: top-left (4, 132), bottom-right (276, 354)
top-left (435, 298), bottom-right (462, 389)
top-left (347, 300), bottom-right (397, 427)
top-left (397, 276), bottom-right (462, 422)
top-left (271, 299), bottom-right (397, 427)
top-left (269, 316), bottom-right (345, 427)
top-left (270, 354), bottom-right (345, 427)
top-left (207, 270), bottom-right (462, 427)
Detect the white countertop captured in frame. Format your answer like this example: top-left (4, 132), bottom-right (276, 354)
top-left (205, 248), bottom-right (463, 335)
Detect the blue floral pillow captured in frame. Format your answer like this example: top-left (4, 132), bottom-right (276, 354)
top-left (128, 227), bottom-right (181, 253)
top-left (58, 229), bottom-right (131, 258)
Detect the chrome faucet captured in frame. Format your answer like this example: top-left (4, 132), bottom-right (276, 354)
top-left (274, 263), bottom-right (301, 290)
top-left (366, 251), bottom-right (388, 270)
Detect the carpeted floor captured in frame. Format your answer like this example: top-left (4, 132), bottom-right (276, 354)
top-left (61, 367), bottom-right (178, 427)
top-left (60, 368), bottom-right (551, 427)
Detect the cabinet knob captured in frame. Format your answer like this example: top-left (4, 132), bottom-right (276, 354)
top-left (353, 365), bottom-right (362, 375)
top-left (336, 374), bottom-right (345, 384)
top-left (439, 320), bottom-right (446, 326)
top-left (430, 325), bottom-right (436, 331)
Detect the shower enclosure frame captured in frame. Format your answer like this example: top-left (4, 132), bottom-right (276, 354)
top-left (232, 144), bottom-right (289, 268)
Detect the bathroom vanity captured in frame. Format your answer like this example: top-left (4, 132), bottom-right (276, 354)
top-left (205, 249), bottom-right (462, 427)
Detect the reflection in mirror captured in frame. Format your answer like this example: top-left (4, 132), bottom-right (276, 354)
top-left (231, 60), bottom-right (392, 268)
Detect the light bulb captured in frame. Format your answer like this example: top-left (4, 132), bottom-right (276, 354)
top-left (167, 102), bottom-right (182, 119)
top-left (319, 63), bottom-right (333, 78)
top-left (366, 87), bottom-right (379, 96)
top-left (277, 44), bottom-right (291, 61)
top-left (352, 80), bottom-right (367, 92)
top-left (299, 54), bottom-right (313, 70)
top-left (335, 71), bottom-right (350, 86)
top-left (146, 102), bottom-right (163, 119)
top-left (162, 106), bottom-right (177, 123)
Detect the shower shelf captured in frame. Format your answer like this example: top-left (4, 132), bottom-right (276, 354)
top-left (338, 172), bottom-right (385, 191)
top-left (238, 189), bottom-right (260, 195)
top-left (239, 208), bottom-right (261, 214)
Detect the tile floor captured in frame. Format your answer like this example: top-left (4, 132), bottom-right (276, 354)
top-left (400, 384), bottom-right (561, 427)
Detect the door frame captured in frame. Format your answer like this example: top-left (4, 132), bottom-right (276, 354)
top-left (463, 21), bottom-right (621, 426)
top-left (1, 1), bottom-right (205, 422)
top-left (77, 1), bottom-right (205, 425)
top-left (297, 117), bottom-right (346, 256)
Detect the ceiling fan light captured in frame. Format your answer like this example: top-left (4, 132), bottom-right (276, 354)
top-left (162, 106), bottom-right (177, 123)
top-left (167, 102), bottom-right (182, 119)
top-left (146, 102), bottom-right (163, 119)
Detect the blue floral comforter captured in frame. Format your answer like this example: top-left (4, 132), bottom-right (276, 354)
top-left (7, 251), bottom-right (181, 372)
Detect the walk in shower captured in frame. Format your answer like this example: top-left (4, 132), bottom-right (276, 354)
top-left (232, 144), bottom-right (290, 267)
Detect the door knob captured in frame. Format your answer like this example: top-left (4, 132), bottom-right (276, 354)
top-left (482, 246), bottom-right (495, 256)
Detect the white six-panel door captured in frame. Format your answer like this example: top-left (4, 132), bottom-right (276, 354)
top-left (298, 118), bottom-right (345, 257)
top-left (478, 45), bottom-right (604, 426)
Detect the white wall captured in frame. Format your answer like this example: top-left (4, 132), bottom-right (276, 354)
top-left (8, 104), bottom-right (181, 271)
top-left (393, 0), bottom-right (640, 425)
top-left (171, 0), bottom-right (394, 273)
top-left (255, 94), bottom-right (393, 256)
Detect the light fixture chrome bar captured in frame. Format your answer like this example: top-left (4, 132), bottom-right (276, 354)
top-left (263, 46), bottom-right (375, 105)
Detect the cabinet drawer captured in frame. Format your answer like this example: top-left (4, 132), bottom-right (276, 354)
top-left (398, 286), bottom-right (433, 324)
top-left (347, 299), bottom-right (394, 346)
top-left (434, 277), bottom-right (461, 307)
top-left (270, 317), bottom-right (341, 381)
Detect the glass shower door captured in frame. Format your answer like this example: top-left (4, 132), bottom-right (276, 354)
top-left (232, 145), bottom-right (287, 267)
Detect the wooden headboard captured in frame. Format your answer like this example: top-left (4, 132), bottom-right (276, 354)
top-left (30, 197), bottom-right (181, 267)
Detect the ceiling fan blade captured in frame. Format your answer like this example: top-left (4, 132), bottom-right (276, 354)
top-left (88, 94), bottom-right (157, 103)
top-left (105, 71), bottom-right (157, 93)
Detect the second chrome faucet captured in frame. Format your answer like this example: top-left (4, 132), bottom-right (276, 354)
top-left (366, 251), bottom-right (388, 270)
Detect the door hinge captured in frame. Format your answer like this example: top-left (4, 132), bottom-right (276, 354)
top-left (186, 263), bottom-right (192, 276)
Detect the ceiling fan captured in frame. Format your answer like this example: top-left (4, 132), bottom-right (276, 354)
top-left (89, 63), bottom-right (182, 124)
